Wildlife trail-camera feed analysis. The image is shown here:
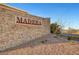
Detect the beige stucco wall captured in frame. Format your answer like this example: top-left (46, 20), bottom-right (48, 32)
top-left (0, 4), bottom-right (50, 51)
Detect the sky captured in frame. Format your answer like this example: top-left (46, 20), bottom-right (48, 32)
top-left (6, 3), bottom-right (79, 29)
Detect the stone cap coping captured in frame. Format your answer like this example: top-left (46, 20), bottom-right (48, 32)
top-left (0, 4), bottom-right (28, 14)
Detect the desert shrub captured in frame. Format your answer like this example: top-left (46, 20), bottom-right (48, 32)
top-left (45, 40), bottom-right (47, 42)
top-left (41, 41), bottom-right (45, 44)
top-left (68, 37), bottom-right (72, 40)
top-left (67, 36), bottom-right (79, 41)
top-left (41, 40), bottom-right (47, 44)
top-left (50, 23), bottom-right (61, 34)
top-left (69, 40), bottom-right (77, 44)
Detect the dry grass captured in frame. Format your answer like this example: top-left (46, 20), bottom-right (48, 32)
top-left (0, 42), bottom-right (79, 55)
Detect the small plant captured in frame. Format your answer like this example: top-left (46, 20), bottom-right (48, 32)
top-left (69, 40), bottom-right (77, 45)
top-left (67, 36), bottom-right (79, 40)
top-left (68, 37), bottom-right (72, 40)
top-left (41, 40), bottom-right (47, 44)
top-left (45, 40), bottom-right (47, 42)
top-left (41, 41), bottom-right (45, 44)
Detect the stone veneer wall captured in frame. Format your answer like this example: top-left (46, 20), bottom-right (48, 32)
top-left (0, 4), bottom-right (50, 51)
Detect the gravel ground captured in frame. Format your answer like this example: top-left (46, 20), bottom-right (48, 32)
top-left (0, 43), bottom-right (79, 55)
top-left (0, 34), bottom-right (79, 55)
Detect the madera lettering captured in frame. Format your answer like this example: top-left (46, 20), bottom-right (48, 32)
top-left (16, 17), bottom-right (42, 25)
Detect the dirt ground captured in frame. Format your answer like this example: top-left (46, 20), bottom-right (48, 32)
top-left (0, 34), bottom-right (79, 55)
top-left (0, 42), bottom-right (79, 55)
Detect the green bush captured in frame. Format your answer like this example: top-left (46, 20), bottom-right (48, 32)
top-left (50, 23), bottom-right (61, 34)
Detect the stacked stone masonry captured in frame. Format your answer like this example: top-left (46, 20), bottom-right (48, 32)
top-left (0, 4), bottom-right (50, 51)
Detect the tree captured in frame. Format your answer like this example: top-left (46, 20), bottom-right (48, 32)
top-left (50, 23), bottom-right (61, 34)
